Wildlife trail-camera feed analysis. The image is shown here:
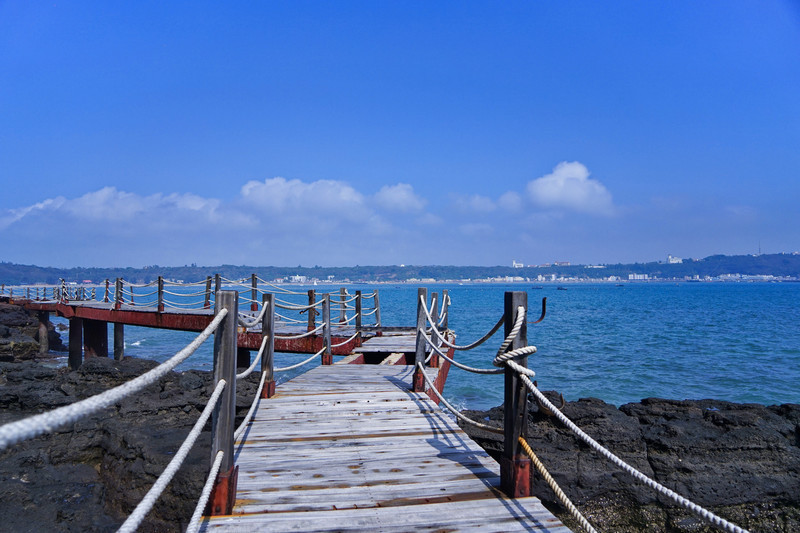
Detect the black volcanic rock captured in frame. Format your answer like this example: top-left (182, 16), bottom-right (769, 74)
top-left (460, 393), bottom-right (800, 532)
top-left (0, 302), bottom-right (66, 361)
top-left (0, 357), bottom-right (262, 532)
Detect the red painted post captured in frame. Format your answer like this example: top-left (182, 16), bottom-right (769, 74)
top-left (322, 294), bottom-right (332, 365)
top-left (208, 290), bottom-right (238, 516)
top-left (500, 291), bottom-right (531, 498)
top-left (261, 293), bottom-right (276, 398)
top-left (412, 288), bottom-right (428, 392)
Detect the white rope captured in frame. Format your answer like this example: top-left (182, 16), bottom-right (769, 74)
top-left (117, 379), bottom-right (227, 533)
top-left (275, 322), bottom-right (326, 340)
top-left (420, 294), bottom-right (504, 351)
top-left (234, 370), bottom-right (268, 442)
top-left (185, 450), bottom-right (225, 533)
top-left (274, 346), bottom-right (324, 372)
top-left (237, 300), bottom-right (270, 328)
top-left (274, 312), bottom-right (306, 324)
top-left (330, 330), bottom-right (360, 348)
top-left (274, 298), bottom-right (322, 311)
top-left (0, 309), bottom-right (228, 452)
top-left (492, 306), bottom-right (537, 377)
top-left (418, 330), bottom-right (503, 374)
top-left (509, 366), bottom-right (749, 533)
top-left (415, 363), bottom-right (504, 434)
top-left (236, 336), bottom-right (268, 380)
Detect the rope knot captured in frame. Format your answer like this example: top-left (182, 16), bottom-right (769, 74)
top-left (492, 306), bottom-right (537, 378)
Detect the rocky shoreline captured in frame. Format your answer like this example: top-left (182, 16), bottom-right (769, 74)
top-left (1, 302), bottom-right (799, 531)
top-left (460, 392), bottom-right (800, 532)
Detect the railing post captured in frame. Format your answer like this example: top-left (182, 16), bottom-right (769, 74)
top-left (339, 287), bottom-right (347, 325)
top-left (501, 291), bottom-right (530, 498)
top-left (373, 290), bottom-right (381, 328)
top-left (204, 276), bottom-right (212, 309)
top-left (251, 274), bottom-right (258, 312)
top-left (261, 293), bottom-right (276, 398)
top-left (104, 279), bottom-right (110, 303)
top-left (322, 294), bottom-right (332, 365)
top-left (157, 276), bottom-right (164, 312)
top-left (209, 290), bottom-right (239, 515)
top-left (412, 288), bottom-right (428, 392)
top-left (429, 293), bottom-right (439, 368)
top-left (307, 289), bottom-right (316, 331)
top-left (114, 278), bottom-right (122, 310)
top-left (441, 289), bottom-right (449, 330)
top-left (355, 290), bottom-right (362, 337)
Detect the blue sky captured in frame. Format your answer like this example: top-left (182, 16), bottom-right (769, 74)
top-left (2, 1), bottom-right (799, 268)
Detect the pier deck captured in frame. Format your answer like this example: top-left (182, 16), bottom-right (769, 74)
top-left (199, 364), bottom-right (568, 532)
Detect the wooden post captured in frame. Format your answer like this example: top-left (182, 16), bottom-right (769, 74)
top-left (68, 318), bottom-right (83, 370)
top-left (441, 289), bottom-right (449, 330)
top-left (339, 287), bottom-right (347, 325)
top-left (215, 274), bottom-right (221, 293)
top-left (429, 293), bottom-right (439, 368)
top-left (114, 278), bottom-right (123, 310)
top-left (83, 319), bottom-right (108, 358)
top-left (114, 323), bottom-right (124, 360)
top-left (157, 276), bottom-right (165, 312)
top-left (307, 290), bottom-right (316, 331)
top-left (208, 290), bottom-right (238, 516)
top-left (250, 274), bottom-right (258, 312)
top-left (261, 293), bottom-right (276, 398)
top-left (501, 291), bottom-right (531, 498)
top-left (355, 290), bottom-right (362, 337)
top-left (37, 311), bottom-right (49, 354)
top-left (204, 276), bottom-right (212, 309)
top-left (322, 294), bottom-right (332, 365)
top-left (373, 290), bottom-right (381, 328)
top-left (412, 288), bottom-right (428, 392)
top-left (104, 279), bottom-right (110, 303)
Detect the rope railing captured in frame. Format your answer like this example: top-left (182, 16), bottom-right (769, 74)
top-left (420, 294), bottom-right (505, 351)
top-left (117, 378), bottom-right (227, 533)
top-left (236, 336), bottom-right (268, 380)
top-left (233, 370), bottom-right (268, 443)
top-left (273, 346), bottom-right (325, 372)
top-left (418, 330), bottom-right (503, 374)
top-left (274, 312), bottom-right (306, 324)
top-left (237, 301), bottom-right (270, 328)
top-left (0, 308), bottom-right (228, 452)
top-left (274, 322), bottom-right (326, 340)
top-left (330, 330), bottom-right (360, 348)
top-left (186, 450), bottom-right (225, 533)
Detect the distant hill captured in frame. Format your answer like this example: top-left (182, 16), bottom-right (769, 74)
top-left (1, 253), bottom-right (799, 285)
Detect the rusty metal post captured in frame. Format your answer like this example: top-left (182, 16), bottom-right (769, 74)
top-left (322, 294), bottom-right (332, 365)
top-left (501, 291), bottom-right (530, 498)
top-left (68, 318), bottom-right (83, 370)
top-left (204, 276), bottom-right (212, 309)
top-left (261, 293), bottom-right (276, 398)
top-left (209, 290), bottom-right (238, 516)
top-left (114, 323), bottom-right (124, 360)
top-left (157, 276), bottom-right (165, 312)
top-left (307, 289), bottom-right (316, 331)
top-left (373, 290), bottom-right (381, 328)
top-left (412, 288), bottom-right (428, 392)
top-left (250, 274), bottom-right (258, 312)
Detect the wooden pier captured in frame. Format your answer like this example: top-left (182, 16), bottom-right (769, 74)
top-left (200, 363), bottom-right (568, 532)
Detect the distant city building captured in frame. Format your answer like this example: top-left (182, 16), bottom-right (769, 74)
top-left (554, 261), bottom-right (571, 266)
top-left (512, 260), bottom-right (524, 268)
top-left (667, 254), bottom-right (683, 264)
top-left (629, 273), bottom-right (649, 280)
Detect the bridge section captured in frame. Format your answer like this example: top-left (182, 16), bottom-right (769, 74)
top-left (199, 364), bottom-right (568, 532)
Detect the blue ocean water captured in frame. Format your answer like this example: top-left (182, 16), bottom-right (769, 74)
top-left (50, 282), bottom-right (800, 410)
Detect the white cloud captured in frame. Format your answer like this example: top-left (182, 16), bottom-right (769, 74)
top-left (497, 191), bottom-right (522, 212)
top-left (373, 183), bottom-right (426, 213)
top-left (527, 161), bottom-right (614, 215)
top-left (454, 194), bottom-right (496, 213)
top-left (240, 177), bottom-right (366, 216)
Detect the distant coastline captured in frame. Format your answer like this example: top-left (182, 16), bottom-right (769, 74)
top-left (1, 252), bottom-right (799, 285)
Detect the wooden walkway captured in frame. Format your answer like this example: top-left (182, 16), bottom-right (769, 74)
top-left (199, 364), bottom-right (569, 532)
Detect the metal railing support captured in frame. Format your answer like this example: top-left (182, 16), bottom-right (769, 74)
top-left (261, 293), bottom-right (276, 398)
top-left (412, 288), bottom-right (428, 392)
top-left (501, 291), bottom-right (531, 498)
top-left (322, 294), bottom-right (332, 365)
top-left (208, 290), bottom-right (238, 515)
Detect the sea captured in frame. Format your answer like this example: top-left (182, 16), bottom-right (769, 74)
top-left (48, 282), bottom-right (800, 411)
